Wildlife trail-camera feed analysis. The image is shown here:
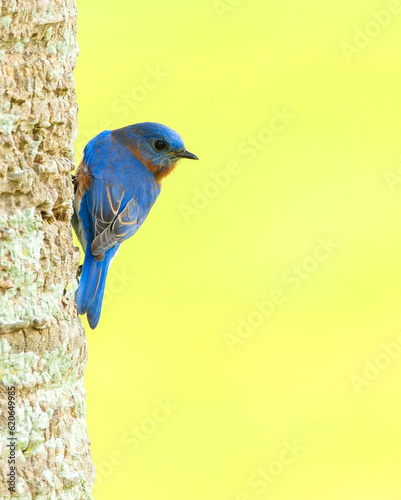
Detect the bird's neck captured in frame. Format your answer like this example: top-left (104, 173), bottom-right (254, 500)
top-left (130, 148), bottom-right (177, 184)
top-left (146, 162), bottom-right (177, 183)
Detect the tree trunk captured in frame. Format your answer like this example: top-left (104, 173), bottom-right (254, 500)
top-left (0, 0), bottom-right (94, 498)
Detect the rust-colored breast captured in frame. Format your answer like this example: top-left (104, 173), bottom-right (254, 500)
top-left (74, 160), bottom-right (92, 197)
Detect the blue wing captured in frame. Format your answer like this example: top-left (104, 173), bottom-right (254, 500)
top-left (90, 197), bottom-right (143, 258)
top-left (80, 130), bottom-right (160, 260)
top-left (88, 178), bottom-right (125, 248)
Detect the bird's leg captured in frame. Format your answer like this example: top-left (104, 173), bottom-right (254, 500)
top-left (76, 264), bottom-right (83, 281)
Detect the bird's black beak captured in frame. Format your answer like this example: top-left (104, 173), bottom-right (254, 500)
top-left (175, 149), bottom-right (199, 160)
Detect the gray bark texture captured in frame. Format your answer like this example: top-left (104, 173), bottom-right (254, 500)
top-left (0, 0), bottom-right (95, 498)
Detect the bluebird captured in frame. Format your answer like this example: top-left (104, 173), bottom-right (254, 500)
top-left (72, 122), bottom-right (198, 329)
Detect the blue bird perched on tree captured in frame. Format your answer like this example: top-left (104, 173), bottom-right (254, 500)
top-left (72, 122), bottom-right (198, 329)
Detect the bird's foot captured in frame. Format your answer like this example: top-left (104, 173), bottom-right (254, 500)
top-left (76, 264), bottom-right (83, 281)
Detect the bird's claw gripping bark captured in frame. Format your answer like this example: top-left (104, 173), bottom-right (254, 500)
top-left (76, 264), bottom-right (83, 280)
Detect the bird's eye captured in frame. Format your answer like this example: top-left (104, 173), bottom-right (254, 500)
top-left (154, 140), bottom-right (166, 151)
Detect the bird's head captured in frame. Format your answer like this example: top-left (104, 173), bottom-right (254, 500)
top-left (125, 122), bottom-right (198, 177)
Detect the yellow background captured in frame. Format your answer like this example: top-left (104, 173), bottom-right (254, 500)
top-left (74, 1), bottom-right (401, 498)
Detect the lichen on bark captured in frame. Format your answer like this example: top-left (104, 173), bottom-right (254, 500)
top-left (0, 1), bottom-right (94, 498)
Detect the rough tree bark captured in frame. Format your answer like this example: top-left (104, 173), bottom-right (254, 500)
top-left (0, 0), bottom-right (94, 498)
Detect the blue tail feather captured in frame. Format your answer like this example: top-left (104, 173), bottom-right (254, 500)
top-left (75, 245), bottom-right (101, 315)
top-left (76, 244), bottom-right (116, 329)
top-left (87, 266), bottom-right (109, 329)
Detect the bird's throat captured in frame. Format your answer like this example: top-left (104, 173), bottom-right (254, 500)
top-left (147, 162), bottom-right (177, 184)
top-left (129, 146), bottom-right (177, 184)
